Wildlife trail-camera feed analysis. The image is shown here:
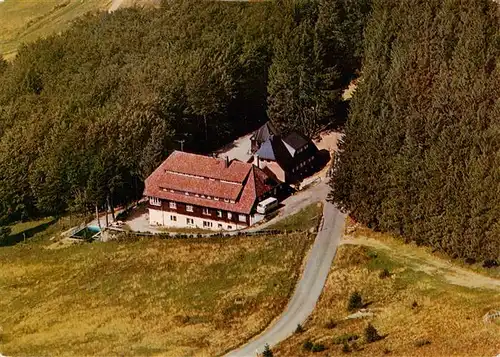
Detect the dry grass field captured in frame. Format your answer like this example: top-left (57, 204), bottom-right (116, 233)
top-left (0, 228), bottom-right (314, 356)
top-left (274, 221), bottom-right (500, 357)
top-left (0, 0), bottom-right (111, 59)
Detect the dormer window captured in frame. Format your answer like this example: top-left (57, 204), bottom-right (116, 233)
top-left (149, 197), bottom-right (161, 206)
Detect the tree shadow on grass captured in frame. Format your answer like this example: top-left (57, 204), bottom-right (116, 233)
top-left (1, 219), bottom-right (57, 247)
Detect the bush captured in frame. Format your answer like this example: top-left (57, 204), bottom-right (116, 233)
top-left (379, 268), bottom-right (391, 279)
top-left (411, 301), bottom-right (418, 309)
top-left (333, 333), bottom-right (359, 344)
top-left (262, 343), bottom-right (273, 357)
top-left (464, 257), bottom-right (476, 265)
top-left (311, 343), bottom-right (326, 353)
top-left (342, 342), bottom-right (351, 353)
top-left (367, 250), bottom-right (378, 259)
top-left (483, 259), bottom-right (499, 268)
top-left (295, 323), bottom-right (305, 334)
top-left (0, 226), bottom-right (11, 246)
top-left (347, 291), bottom-right (363, 311)
top-left (325, 319), bottom-right (337, 329)
top-left (414, 339), bottom-right (431, 347)
top-left (303, 340), bottom-right (314, 351)
top-left (365, 323), bottom-right (382, 343)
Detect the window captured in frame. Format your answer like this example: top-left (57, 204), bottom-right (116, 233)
top-left (170, 215), bottom-right (177, 221)
top-left (186, 218), bottom-right (194, 225)
top-left (239, 214), bottom-right (246, 222)
top-left (203, 221), bottom-right (213, 228)
top-left (214, 197), bottom-right (219, 201)
top-left (228, 225), bottom-right (232, 230)
top-left (224, 199), bottom-right (229, 203)
top-left (185, 192), bottom-right (190, 196)
top-left (203, 208), bottom-right (210, 215)
top-left (169, 202), bottom-right (176, 209)
top-left (149, 197), bottom-right (161, 206)
top-left (217, 210), bottom-right (222, 218)
top-left (218, 223), bottom-right (223, 229)
top-left (227, 212), bottom-right (232, 219)
top-left (186, 205), bottom-right (193, 212)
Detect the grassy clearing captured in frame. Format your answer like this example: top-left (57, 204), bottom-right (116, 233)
top-left (269, 202), bottom-right (323, 232)
top-left (0, 230), bottom-right (314, 356)
top-left (7, 217), bottom-right (55, 236)
top-left (274, 225), bottom-right (500, 357)
top-left (348, 219), bottom-right (500, 280)
top-left (0, 0), bottom-right (110, 59)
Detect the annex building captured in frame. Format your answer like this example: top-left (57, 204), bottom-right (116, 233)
top-left (250, 122), bottom-right (319, 183)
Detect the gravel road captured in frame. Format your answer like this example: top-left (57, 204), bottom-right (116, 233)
top-left (224, 200), bottom-right (346, 357)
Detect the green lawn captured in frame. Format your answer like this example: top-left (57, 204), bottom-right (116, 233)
top-left (0, 0), bottom-right (110, 59)
top-left (0, 230), bottom-right (314, 356)
top-left (269, 202), bottom-right (323, 232)
top-left (8, 217), bottom-right (55, 236)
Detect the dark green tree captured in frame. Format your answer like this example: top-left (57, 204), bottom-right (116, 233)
top-left (347, 291), bottom-right (363, 311)
top-left (330, 0), bottom-right (500, 261)
top-left (364, 323), bottom-right (382, 343)
top-left (262, 343), bottom-right (273, 357)
top-left (0, 226), bottom-right (11, 246)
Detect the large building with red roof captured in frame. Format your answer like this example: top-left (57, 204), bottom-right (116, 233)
top-left (144, 151), bottom-right (280, 230)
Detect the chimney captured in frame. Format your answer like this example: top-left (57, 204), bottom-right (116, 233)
top-left (225, 156), bottom-right (230, 168)
top-left (254, 154), bottom-right (260, 169)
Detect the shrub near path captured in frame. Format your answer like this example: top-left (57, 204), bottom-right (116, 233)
top-left (0, 232), bottom-right (314, 357)
top-left (273, 222), bottom-right (500, 356)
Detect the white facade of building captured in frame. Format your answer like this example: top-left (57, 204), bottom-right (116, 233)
top-left (148, 208), bottom-right (248, 231)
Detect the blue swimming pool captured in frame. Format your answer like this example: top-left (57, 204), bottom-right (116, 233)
top-left (72, 226), bottom-right (101, 239)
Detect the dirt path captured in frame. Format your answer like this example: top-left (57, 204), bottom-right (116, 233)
top-left (342, 237), bottom-right (500, 290)
top-left (109, 0), bottom-right (124, 12)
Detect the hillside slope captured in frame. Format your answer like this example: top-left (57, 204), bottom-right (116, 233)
top-left (0, 0), bottom-right (158, 59)
top-left (273, 221), bottom-right (500, 356)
